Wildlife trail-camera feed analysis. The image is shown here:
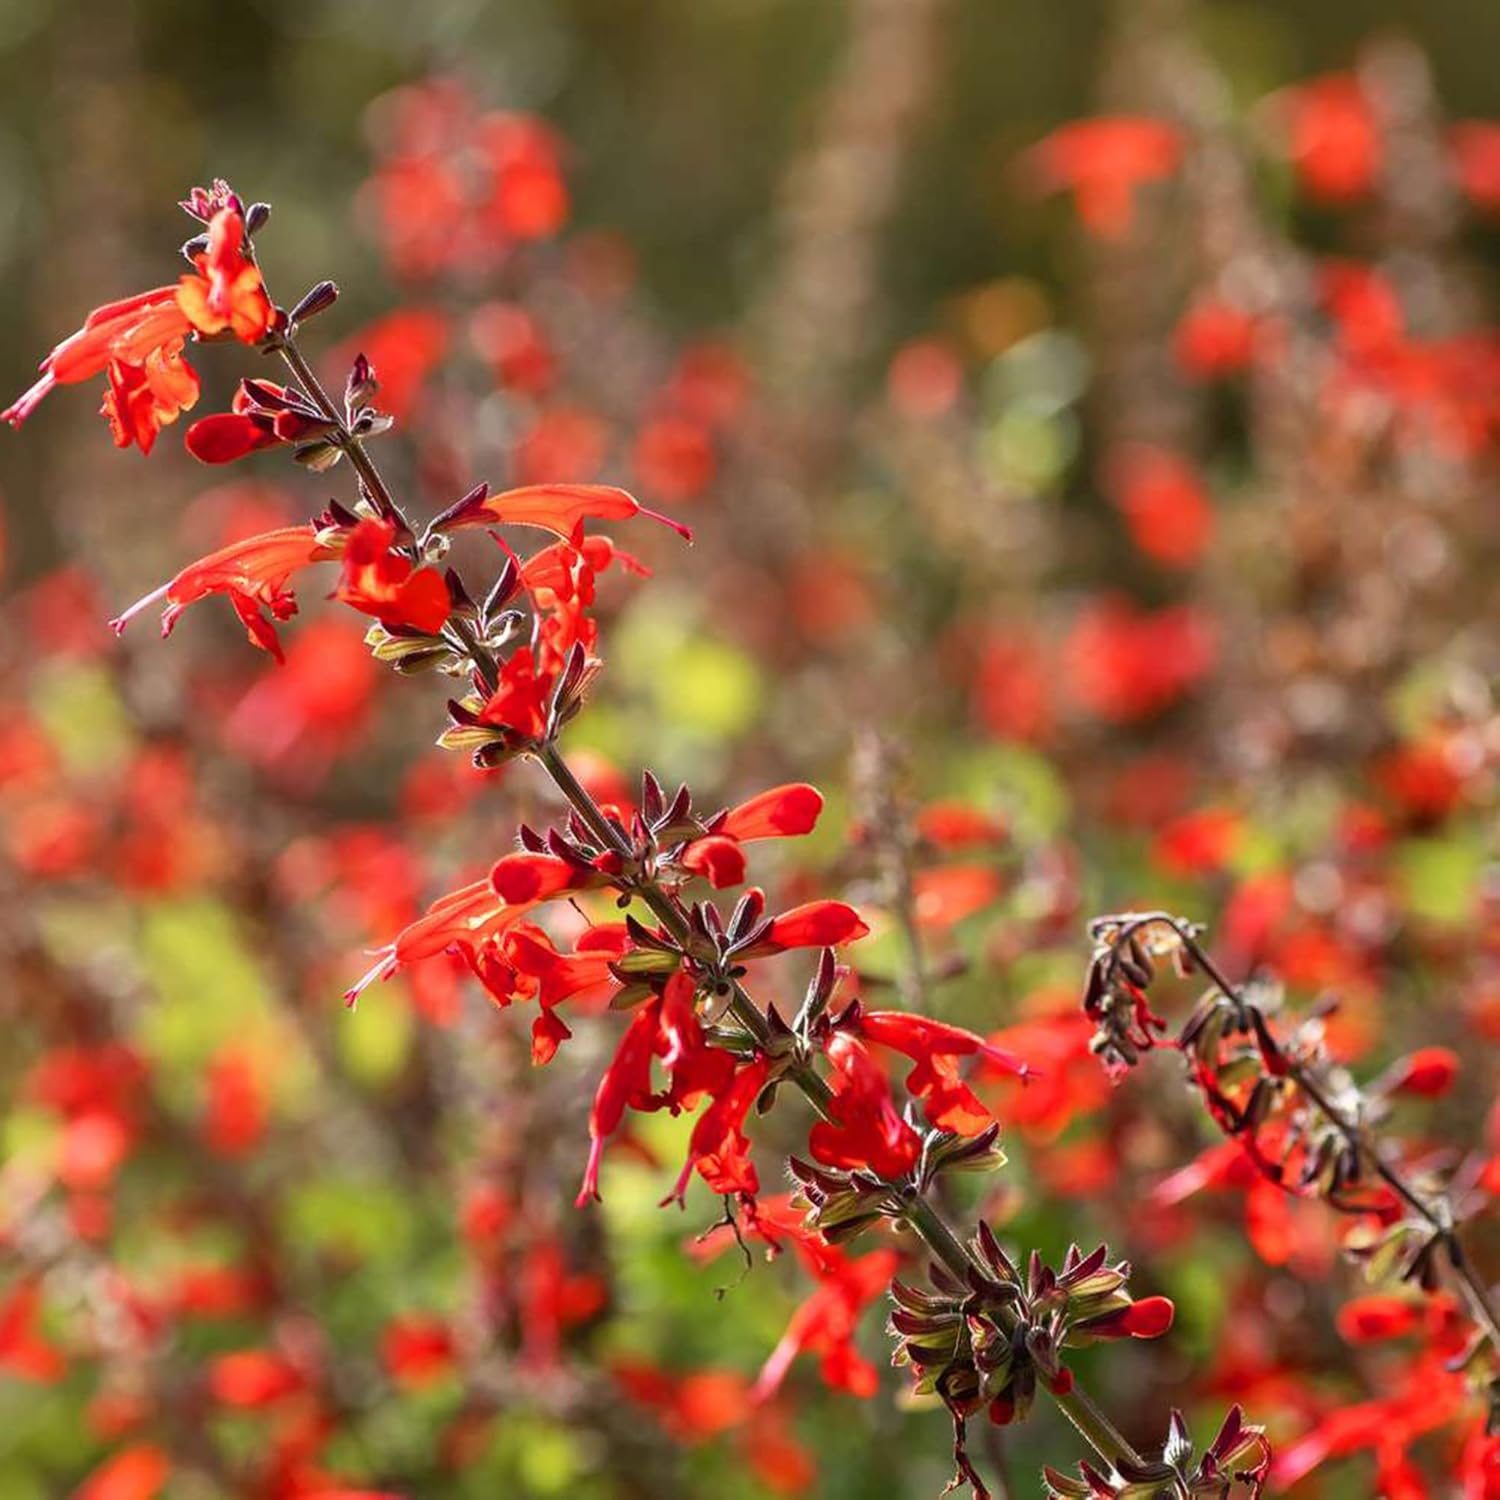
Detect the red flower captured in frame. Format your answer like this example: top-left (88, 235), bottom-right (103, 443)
top-left (1337, 1294), bottom-right (1422, 1344)
top-left (1387, 1046), bottom-right (1460, 1098)
top-left (666, 1056), bottom-right (769, 1204)
top-left (911, 865), bottom-right (1004, 930)
top-left (430, 481), bottom-right (691, 543)
top-left (0, 1279), bottom-right (66, 1383)
top-left (1024, 117), bottom-right (1182, 238)
top-left (914, 802), bottom-right (1006, 849)
top-left (856, 1008), bottom-right (1029, 1134)
top-left (718, 783), bottom-right (824, 841)
top-left (5, 200), bottom-right (267, 452)
top-left (208, 1348), bottom-right (306, 1407)
top-left (808, 1032), bottom-right (922, 1179)
top-left (756, 900), bottom-right (870, 952)
top-left (332, 518), bottom-right (451, 634)
top-left (74, 1445), bottom-right (169, 1500)
top-left (109, 526), bottom-right (334, 662)
top-left (631, 415), bottom-right (716, 502)
top-left (1105, 444), bottom-right (1214, 570)
top-left (752, 1246), bottom-right (902, 1401)
top-left (185, 380), bottom-right (331, 465)
top-left (682, 782), bottom-right (825, 887)
top-left (680, 834), bottom-right (747, 889)
top-left (1074, 1294), bottom-right (1176, 1340)
top-left (176, 206), bottom-right (273, 342)
top-left (381, 1314), bottom-right (455, 1389)
top-left (1452, 122), bottom-right (1500, 214)
top-left (1276, 73), bottom-right (1380, 202)
top-left (4, 288), bottom-right (197, 452)
top-left (1064, 596), bottom-right (1217, 722)
top-left (202, 1046), bottom-right (266, 1157)
top-left (344, 876), bottom-right (524, 1004)
top-left (576, 996), bottom-right (663, 1205)
top-left (1173, 296), bottom-right (1259, 380)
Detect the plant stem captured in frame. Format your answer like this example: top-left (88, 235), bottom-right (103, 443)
top-left (273, 331), bottom-right (403, 523)
top-left (537, 739), bottom-right (1144, 1478)
top-left (1104, 911), bottom-right (1500, 1357)
top-left (261, 304), bottom-right (1148, 1482)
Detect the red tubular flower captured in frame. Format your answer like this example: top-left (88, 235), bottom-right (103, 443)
top-left (74, 1445), bottom-right (170, 1500)
top-left (1023, 117), bottom-right (1182, 238)
top-left (1388, 1046), bottom-right (1460, 1098)
top-left (576, 996), bottom-right (663, 1205)
top-left (757, 900), bottom-right (870, 952)
top-left (489, 850), bottom-right (594, 904)
top-left (856, 1009), bottom-right (1030, 1135)
top-left (809, 1032), bottom-right (922, 1179)
top-left (0, 1280), bottom-right (66, 1383)
top-left (1075, 1294), bottom-right (1176, 1340)
top-left (5, 199), bottom-right (269, 453)
top-left (3, 288), bottom-right (197, 452)
top-left (429, 481), bottom-right (691, 542)
top-left (718, 783), bottom-right (824, 841)
top-left (752, 1246), bottom-right (902, 1401)
top-left (208, 1349), bottom-right (306, 1407)
top-left (476, 646), bottom-right (553, 743)
top-left (109, 526), bottom-right (335, 661)
top-left (506, 923), bottom-right (628, 1008)
top-left (185, 380), bottom-right (331, 465)
top-left (381, 1314), bottom-right (455, 1389)
top-left (343, 876), bottom-right (526, 1005)
top-left (1337, 1294), bottom-right (1422, 1344)
top-left (184, 411), bottom-right (280, 465)
top-left (665, 1056), bottom-right (770, 1204)
top-left (331, 517), bottom-right (451, 634)
top-left (176, 206), bottom-right (273, 342)
top-left (681, 782), bottom-right (824, 888)
top-left (681, 834), bottom-right (748, 889)
top-left (1105, 444), bottom-right (1214, 570)
top-left (1276, 73), bottom-right (1380, 203)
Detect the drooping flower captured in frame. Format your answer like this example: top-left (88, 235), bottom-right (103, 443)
top-left (109, 526), bottom-right (334, 662)
top-left (752, 1245), bottom-right (903, 1401)
top-left (1105, 444), bottom-right (1214, 570)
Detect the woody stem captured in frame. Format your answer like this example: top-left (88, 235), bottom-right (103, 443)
top-left (536, 738), bottom-right (1144, 1478)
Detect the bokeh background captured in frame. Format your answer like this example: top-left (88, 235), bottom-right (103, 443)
top-left (5, 1), bottom-right (1500, 1496)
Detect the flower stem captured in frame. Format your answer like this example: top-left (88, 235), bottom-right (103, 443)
top-left (536, 738), bottom-right (1144, 1478)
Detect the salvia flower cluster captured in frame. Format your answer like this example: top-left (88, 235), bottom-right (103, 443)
top-left (1, 181), bottom-right (1272, 1497)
